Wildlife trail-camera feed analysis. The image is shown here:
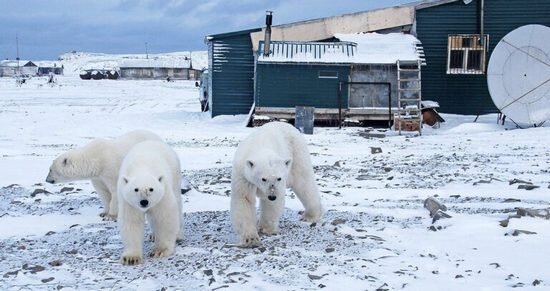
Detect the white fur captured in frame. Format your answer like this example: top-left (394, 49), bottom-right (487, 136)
top-left (230, 122), bottom-right (323, 246)
top-left (45, 130), bottom-right (162, 220)
top-left (117, 140), bottom-right (182, 265)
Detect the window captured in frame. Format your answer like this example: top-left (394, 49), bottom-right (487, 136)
top-left (447, 34), bottom-right (489, 74)
top-left (318, 70), bottom-right (338, 79)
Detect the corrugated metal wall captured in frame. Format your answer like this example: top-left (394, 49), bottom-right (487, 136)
top-left (255, 63), bottom-right (350, 108)
top-left (416, 0), bottom-right (550, 115)
top-left (208, 29), bottom-right (261, 117)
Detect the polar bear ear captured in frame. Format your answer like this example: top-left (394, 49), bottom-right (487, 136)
top-left (122, 177), bottom-right (128, 184)
top-left (158, 176), bottom-right (164, 182)
top-left (284, 159), bottom-right (292, 167)
top-left (246, 160), bottom-right (254, 168)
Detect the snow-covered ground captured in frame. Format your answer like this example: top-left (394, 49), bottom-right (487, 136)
top-left (57, 51), bottom-right (208, 75)
top-left (0, 62), bottom-right (549, 290)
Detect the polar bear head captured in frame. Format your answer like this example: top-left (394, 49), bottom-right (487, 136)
top-left (46, 141), bottom-right (105, 184)
top-left (244, 152), bottom-right (292, 202)
top-left (46, 150), bottom-right (98, 184)
top-left (119, 172), bottom-right (165, 211)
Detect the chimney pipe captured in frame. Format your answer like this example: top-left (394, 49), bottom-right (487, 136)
top-left (263, 11), bottom-right (273, 57)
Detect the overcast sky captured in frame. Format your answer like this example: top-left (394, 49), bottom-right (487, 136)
top-left (0, 0), bottom-right (417, 60)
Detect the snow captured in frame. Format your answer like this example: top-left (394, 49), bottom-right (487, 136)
top-left (58, 51), bottom-right (208, 74)
top-left (0, 52), bottom-right (550, 290)
top-left (258, 33), bottom-right (422, 64)
top-left (118, 58), bottom-right (192, 69)
top-left (336, 32), bottom-right (422, 64)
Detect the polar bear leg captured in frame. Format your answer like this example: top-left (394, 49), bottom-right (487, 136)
top-left (230, 180), bottom-right (260, 246)
top-left (91, 179), bottom-right (112, 219)
top-left (106, 183), bottom-right (118, 221)
top-left (259, 194), bottom-right (284, 235)
top-left (148, 202), bottom-right (178, 258)
top-left (119, 204), bottom-right (145, 265)
top-left (288, 161), bottom-right (322, 223)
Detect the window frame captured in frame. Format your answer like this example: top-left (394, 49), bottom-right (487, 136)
top-left (446, 34), bottom-right (489, 75)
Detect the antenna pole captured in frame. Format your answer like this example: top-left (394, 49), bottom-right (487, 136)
top-left (145, 42), bottom-right (148, 59)
top-left (16, 33), bottom-right (20, 72)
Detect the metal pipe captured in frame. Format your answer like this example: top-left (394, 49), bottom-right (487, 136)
top-left (338, 81), bottom-right (342, 129)
top-left (480, 0), bottom-right (484, 46)
top-left (388, 83), bottom-right (392, 129)
top-left (263, 11), bottom-right (273, 57)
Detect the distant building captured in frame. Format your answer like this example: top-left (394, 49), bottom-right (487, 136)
top-left (118, 58), bottom-right (200, 80)
top-left (0, 60), bottom-right (38, 77)
top-left (36, 62), bottom-right (64, 76)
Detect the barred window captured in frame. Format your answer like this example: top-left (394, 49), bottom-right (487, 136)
top-left (447, 34), bottom-right (489, 74)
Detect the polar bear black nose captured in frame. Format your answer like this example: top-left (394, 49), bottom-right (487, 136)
top-left (140, 199), bottom-right (149, 207)
top-left (268, 195), bottom-right (276, 201)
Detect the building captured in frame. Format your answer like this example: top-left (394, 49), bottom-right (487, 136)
top-left (415, 0), bottom-right (549, 115)
top-left (254, 33), bottom-right (424, 124)
top-left (36, 62), bottom-right (64, 76)
top-left (0, 60), bottom-right (38, 77)
top-left (206, 28), bottom-right (262, 117)
top-left (206, 0), bottom-right (550, 118)
top-left (118, 58), bottom-right (198, 80)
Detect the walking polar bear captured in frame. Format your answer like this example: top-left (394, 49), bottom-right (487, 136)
top-left (231, 122), bottom-right (323, 246)
top-left (45, 130), bottom-right (162, 220)
top-left (117, 140), bottom-right (182, 265)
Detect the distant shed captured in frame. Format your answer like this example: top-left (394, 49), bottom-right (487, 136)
top-left (118, 58), bottom-right (193, 80)
top-left (0, 60), bottom-right (38, 77)
top-left (36, 62), bottom-right (64, 76)
top-left (255, 33), bottom-right (424, 123)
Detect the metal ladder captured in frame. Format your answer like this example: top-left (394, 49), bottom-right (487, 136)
top-left (396, 59), bottom-right (422, 135)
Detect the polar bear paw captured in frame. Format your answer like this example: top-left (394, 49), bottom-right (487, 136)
top-left (121, 254), bottom-right (143, 265)
top-left (102, 213), bottom-right (117, 222)
top-left (259, 224), bottom-right (279, 235)
top-left (300, 210), bottom-right (321, 223)
top-left (149, 247), bottom-right (173, 258)
top-left (240, 233), bottom-right (261, 247)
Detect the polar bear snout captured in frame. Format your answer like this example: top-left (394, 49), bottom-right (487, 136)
top-left (139, 199), bottom-right (149, 208)
top-left (268, 195), bottom-right (277, 201)
top-left (45, 169), bottom-right (56, 184)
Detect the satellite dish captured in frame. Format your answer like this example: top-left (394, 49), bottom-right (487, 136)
top-left (487, 24), bottom-right (550, 125)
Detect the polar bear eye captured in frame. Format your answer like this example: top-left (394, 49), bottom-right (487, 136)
top-left (261, 178), bottom-right (267, 182)
top-left (149, 188), bottom-right (154, 192)
top-left (134, 188), bottom-right (139, 192)
top-left (277, 177), bottom-right (282, 181)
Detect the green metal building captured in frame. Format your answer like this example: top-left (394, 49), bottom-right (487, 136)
top-left (415, 0), bottom-right (550, 115)
top-left (206, 0), bottom-right (550, 118)
top-left (206, 28), bottom-right (261, 117)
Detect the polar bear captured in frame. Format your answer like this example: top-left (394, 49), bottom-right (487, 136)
top-left (230, 122), bottom-right (323, 246)
top-left (45, 130), bottom-right (162, 220)
top-left (117, 140), bottom-right (182, 265)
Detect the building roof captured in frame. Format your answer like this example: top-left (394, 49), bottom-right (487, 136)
top-left (257, 32), bottom-right (424, 65)
top-left (118, 58), bottom-right (191, 69)
top-left (206, 28), bottom-right (263, 41)
top-left (0, 60), bottom-right (36, 67)
top-left (250, 0), bottom-right (464, 50)
top-left (35, 61), bottom-right (62, 68)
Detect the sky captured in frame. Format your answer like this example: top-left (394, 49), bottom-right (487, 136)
top-left (0, 0), bottom-right (418, 60)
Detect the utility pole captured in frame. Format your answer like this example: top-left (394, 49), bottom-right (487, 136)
top-left (145, 42), bottom-right (148, 59)
top-left (16, 33), bottom-right (20, 75)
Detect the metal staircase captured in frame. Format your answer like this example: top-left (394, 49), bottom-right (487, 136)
top-left (396, 59), bottom-right (422, 135)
